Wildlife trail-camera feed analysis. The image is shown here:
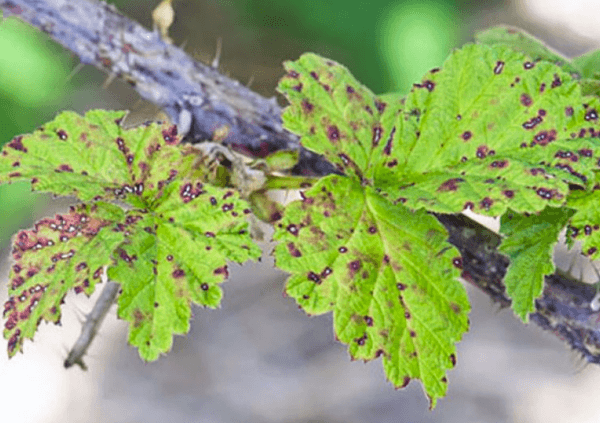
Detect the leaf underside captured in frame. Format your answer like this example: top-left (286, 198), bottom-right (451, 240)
top-left (2, 110), bottom-right (261, 360)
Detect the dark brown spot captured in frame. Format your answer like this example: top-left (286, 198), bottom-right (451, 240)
top-left (449, 354), bottom-right (457, 366)
top-left (461, 131), bottom-right (472, 141)
top-left (327, 125), bottom-right (340, 142)
top-left (493, 61), bottom-right (504, 74)
top-left (307, 271), bottom-right (321, 284)
top-left (287, 242), bottom-right (302, 257)
top-left (56, 129), bottom-right (68, 140)
top-left (383, 126), bottom-right (395, 155)
top-left (586, 109), bottom-right (598, 121)
top-left (348, 260), bottom-right (361, 272)
top-left (287, 224), bottom-right (299, 236)
top-left (172, 269), bottom-right (185, 278)
top-left (490, 160), bottom-right (508, 169)
top-left (437, 178), bottom-right (464, 192)
top-left (162, 125), bottom-right (178, 144)
top-left (452, 257), bottom-right (462, 269)
top-left (551, 74), bottom-right (562, 88)
top-left (476, 145), bottom-right (488, 159)
top-left (372, 125), bottom-right (382, 147)
top-left (520, 93), bottom-right (533, 106)
top-left (214, 266), bottom-right (228, 277)
top-left (522, 115), bottom-right (543, 130)
top-left (301, 99), bottom-right (313, 113)
top-left (479, 197), bottom-right (493, 210)
top-left (201, 283), bottom-right (209, 291)
top-left (7, 136), bottom-right (26, 152)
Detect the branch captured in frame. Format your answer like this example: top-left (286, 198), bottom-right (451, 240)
top-left (64, 278), bottom-right (119, 370)
top-left (3, 0), bottom-right (600, 364)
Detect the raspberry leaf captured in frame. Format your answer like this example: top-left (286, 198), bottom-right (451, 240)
top-left (499, 207), bottom-right (574, 321)
top-left (273, 175), bottom-right (469, 407)
top-left (3, 202), bottom-right (125, 356)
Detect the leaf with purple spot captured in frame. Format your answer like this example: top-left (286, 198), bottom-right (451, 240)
top-left (372, 44), bottom-right (600, 214)
top-left (278, 53), bottom-right (384, 178)
top-left (3, 202), bottom-right (126, 357)
top-left (499, 207), bottom-right (574, 321)
top-left (273, 175), bottom-right (469, 408)
top-left (564, 187), bottom-right (600, 260)
top-left (0, 109), bottom-right (197, 206)
top-left (475, 26), bottom-right (580, 76)
top-left (476, 26), bottom-right (600, 98)
top-left (108, 178), bottom-right (261, 361)
top-left (2, 110), bottom-right (261, 362)
top-left (278, 45), bottom-right (600, 217)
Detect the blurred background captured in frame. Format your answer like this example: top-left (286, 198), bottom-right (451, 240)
top-left (2, 0), bottom-right (600, 422)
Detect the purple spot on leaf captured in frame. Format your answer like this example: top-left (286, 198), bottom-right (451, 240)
top-left (493, 61), bottom-right (504, 74)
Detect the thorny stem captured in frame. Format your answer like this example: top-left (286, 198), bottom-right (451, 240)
top-left (2, 0), bottom-right (600, 365)
top-left (64, 278), bottom-right (119, 370)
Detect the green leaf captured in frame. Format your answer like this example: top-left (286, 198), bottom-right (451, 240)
top-left (273, 175), bottom-right (469, 407)
top-left (275, 43), bottom-right (600, 406)
top-left (475, 26), bottom-right (579, 75)
top-left (572, 51), bottom-right (600, 97)
top-left (373, 44), bottom-right (600, 214)
top-left (2, 110), bottom-right (262, 361)
top-left (262, 150), bottom-right (299, 172)
top-left (108, 178), bottom-right (261, 361)
top-left (565, 188), bottom-right (600, 259)
top-left (0, 109), bottom-right (196, 205)
top-left (3, 202), bottom-right (126, 357)
top-left (499, 207), bottom-right (574, 321)
top-left (279, 53), bottom-right (382, 178)
top-left (572, 50), bottom-right (600, 80)
top-left (475, 27), bottom-right (600, 98)
top-left (280, 46), bottom-right (600, 217)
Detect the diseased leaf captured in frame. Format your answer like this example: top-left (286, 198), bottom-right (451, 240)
top-left (275, 44), bottom-right (600, 406)
top-left (3, 202), bottom-right (126, 356)
top-left (0, 109), bottom-right (195, 205)
top-left (374, 44), bottom-right (600, 214)
top-left (281, 46), bottom-right (600, 217)
top-left (279, 53), bottom-right (382, 178)
top-left (2, 110), bottom-right (261, 361)
top-left (108, 178), bottom-right (261, 361)
top-left (476, 27), bottom-right (600, 98)
top-left (499, 207), bottom-right (574, 321)
top-left (273, 175), bottom-right (469, 407)
top-left (475, 26), bottom-right (580, 75)
top-left (565, 187), bottom-right (600, 259)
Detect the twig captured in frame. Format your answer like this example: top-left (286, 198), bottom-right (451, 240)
top-left (64, 278), bottom-right (120, 370)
